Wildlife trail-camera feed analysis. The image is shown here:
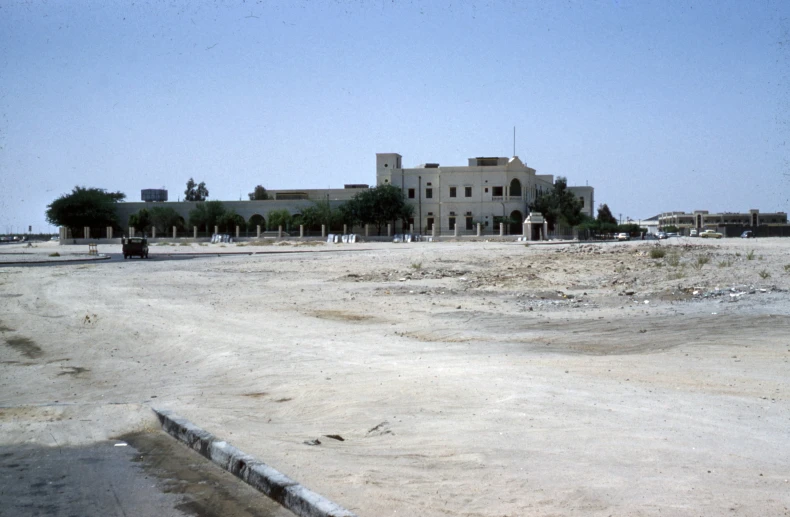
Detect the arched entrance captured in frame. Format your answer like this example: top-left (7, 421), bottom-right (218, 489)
top-left (510, 210), bottom-right (524, 235)
top-left (509, 178), bottom-right (522, 199)
top-left (248, 214), bottom-right (266, 232)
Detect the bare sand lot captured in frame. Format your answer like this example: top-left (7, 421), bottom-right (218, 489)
top-left (2, 238), bottom-right (789, 516)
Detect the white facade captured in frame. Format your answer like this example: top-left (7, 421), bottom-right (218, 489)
top-left (112, 153), bottom-right (595, 238)
top-left (376, 153), bottom-right (593, 234)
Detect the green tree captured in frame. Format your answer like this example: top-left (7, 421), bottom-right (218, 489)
top-left (594, 204), bottom-right (618, 234)
top-left (149, 207), bottom-right (185, 234)
top-left (188, 201), bottom-right (225, 233)
top-left (266, 209), bottom-right (292, 231)
top-left (184, 178), bottom-right (209, 201)
top-left (617, 223), bottom-right (646, 236)
top-left (128, 209), bottom-right (152, 236)
top-left (596, 203), bottom-right (618, 226)
top-left (578, 214), bottom-right (600, 231)
top-left (340, 184), bottom-right (413, 235)
top-left (217, 211), bottom-right (245, 233)
top-left (529, 177), bottom-right (583, 231)
top-left (298, 199), bottom-right (346, 231)
top-left (45, 186), bottom-right (126, 237)
top-left (248, 185), bottom-right (270, 200)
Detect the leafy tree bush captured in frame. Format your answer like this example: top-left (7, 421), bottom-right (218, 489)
top-left (617, 223), bottom-right (646, 236)
top-left (149, 207), bottom-right (185, 234)
top-left (184, 178), bottom-right (209, 201)
top-left (266, 209), bottom-right (292, 231)
top-left (217, 211), bottom-right (245, 233)
top-left (597, 203), bottom-right (618, 226)
top-left (248, 185), bottom-right (270, 200)
top-left (529, 177), bottom-right (583, 231)
top-left (128, 209), bottom-right (152, 236)
top-left (45, 186), bottom-right (126, 237)
top-left (188, 201), bottom-right (225, 233)
top-left (298, 199), bottom-right (347, 231)
top-left (340, 184), bottom-right (413, 235)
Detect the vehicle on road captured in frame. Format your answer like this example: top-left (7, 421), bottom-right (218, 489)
top-left (616, 233), bottom-right (630, 241)
top-left (700, 229), bottom-right (722, 239)
top-left (657, 232), bottom-right (668, 239)
top-left (689, 229), bottom-right (698, 237)
top-left (122, 237), bottom-right (149, 259)
top-left (740, 231), bottom-right (755, 239)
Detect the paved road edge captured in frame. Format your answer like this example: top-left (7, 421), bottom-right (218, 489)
top-left (152, 408), bottom-right (359, 517)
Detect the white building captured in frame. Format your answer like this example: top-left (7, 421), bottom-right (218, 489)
top-left (658, 209), bottom-right (788, 233)
top-left (376, 153), bottom-right (593, 234)
top-left (110, 153), bottom-right (594, 238)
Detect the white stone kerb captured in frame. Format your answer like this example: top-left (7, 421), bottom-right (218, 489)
top-left (153, 408), bottom-right (360, 517)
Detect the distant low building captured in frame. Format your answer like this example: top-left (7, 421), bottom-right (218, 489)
top-left (658, 209), bottom-right (787, 232)
top-left (115, 186), bottom-right (363, 233)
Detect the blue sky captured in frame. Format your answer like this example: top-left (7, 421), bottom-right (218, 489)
top-left (1, 0), bottom-right (788, 233)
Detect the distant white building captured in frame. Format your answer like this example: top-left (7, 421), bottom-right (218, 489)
top-left (376, 153), bottom-right (593, 234)
top-left (658, 209), bottom-right (788, 232)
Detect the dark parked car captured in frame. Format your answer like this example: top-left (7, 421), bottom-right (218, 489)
top-left (122, 237), bottom-right (149, 259)
top-left (740, 231), bottom-right (754, 239)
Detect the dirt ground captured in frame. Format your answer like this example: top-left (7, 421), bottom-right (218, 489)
top-left (1, 238), bottom-right (789, 516)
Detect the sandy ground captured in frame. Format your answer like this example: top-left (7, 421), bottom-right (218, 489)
top-left (1, 238), bottom-right (789, 516)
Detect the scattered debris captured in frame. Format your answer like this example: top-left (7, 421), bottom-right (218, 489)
top-left (367, 421), bottom-right (393, 436)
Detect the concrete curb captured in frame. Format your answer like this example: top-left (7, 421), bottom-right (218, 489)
top-left (0, 254), bottom-right (112, 266)
top-left (152, 408), bottom-right (359, 517)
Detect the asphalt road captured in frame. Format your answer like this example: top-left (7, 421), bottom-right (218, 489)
top-left (0, 431), bottom-right (295, 517)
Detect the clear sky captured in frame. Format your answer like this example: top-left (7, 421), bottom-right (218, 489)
top-left (1, 0), bottom-right (788, 233)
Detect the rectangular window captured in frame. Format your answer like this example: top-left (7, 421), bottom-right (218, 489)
top-left (449, 217), bottom-right (456, 230)
top-left (427, 217), bottom-right (434, 230)
top-left (408, 188), bottom-right (415, 199)
top-left (466, 216), bottom-right (474, 230)
top-left (465, 186), bottom-right (472, 197)
top-left (579, 196), bottom-right (585, 207)
top-left (449, 187), bottom-right (457, 198)
top-left (492, 186), bottom-right (503, 196)
top-left (426, 188), bottom-right (433, 199)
